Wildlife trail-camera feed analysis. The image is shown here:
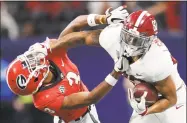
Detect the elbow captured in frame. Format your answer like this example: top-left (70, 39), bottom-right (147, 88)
top-left (87, 98), bottom-right (98, 105)
top-left (171, 98), bottom-right (177, 106)
top-left (91, 99), bottom-right (99, 104)
top-left (169, 97), bottom-right (177, 107)
top-left (87, 100), bottom-right (98, 105)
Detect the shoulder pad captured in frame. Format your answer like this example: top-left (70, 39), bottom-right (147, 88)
top-left (99, 24), bottom-right (122, 62)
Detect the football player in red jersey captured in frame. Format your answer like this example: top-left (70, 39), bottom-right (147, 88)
top-left (6, 6), bottom-right (129, 123)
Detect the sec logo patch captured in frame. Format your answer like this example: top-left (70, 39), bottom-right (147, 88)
top-left (59, 86), bottom-right (65, 93)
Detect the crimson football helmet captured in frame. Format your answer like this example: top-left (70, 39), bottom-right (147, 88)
top-left (6, 51), bottom-right (50, 95)
top-left (120, 10), bottom-right (158, 57)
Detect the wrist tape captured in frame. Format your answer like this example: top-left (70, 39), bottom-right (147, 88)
top-left (87, 14), bottom-right (99, 27)
top-left (105, 74), bottom-right (118, 86)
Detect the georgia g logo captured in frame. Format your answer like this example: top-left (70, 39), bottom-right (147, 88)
top-left (16, 74), bottom-right (27, 90)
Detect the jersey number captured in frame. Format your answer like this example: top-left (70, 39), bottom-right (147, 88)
top-left (66, 72), bottom-right (80, 86)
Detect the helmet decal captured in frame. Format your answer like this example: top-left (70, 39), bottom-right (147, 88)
top-left (16, 74), bottom-right (27, 90)
top-left (59, 85), bottom-right (65, 93)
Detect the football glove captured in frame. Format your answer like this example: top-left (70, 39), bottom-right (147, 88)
top-left (106, 6), bottom-right (129, 25)
top-left (114, 55), bottom-right (129, 73)
top-left (28, 37), bottom-right (51, 59)
top-left (128, 88), bottom-right (148, 116)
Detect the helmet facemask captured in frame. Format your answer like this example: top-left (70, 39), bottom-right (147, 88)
top-left (17, 51), bottom-right (50, 94)
top-left (120, 27), bottom-right (155, 57)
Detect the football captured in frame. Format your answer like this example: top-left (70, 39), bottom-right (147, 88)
top-left (133, 82), bottom-right (159, 107)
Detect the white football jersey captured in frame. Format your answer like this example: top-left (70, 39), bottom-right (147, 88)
top-left (99, 24), bottom-right (185, 92)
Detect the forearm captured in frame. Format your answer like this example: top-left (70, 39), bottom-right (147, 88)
top-left (62, 70), bottom-right (121, 109)
top-left (58, 15), bottom-right (107, 38)
top-left (51, 29), bottom-right (102, 51)
top-left (146, 76), bottom-right (177, 115)
top-left (52, 32), bottom-right (86, 51)
top-left (87, 70), bottom-right (120, 103)
top-left (88, 82), bottom-right (113, 104)
top-left (76, 82), bottom-right (113, 108)
top-left (147, 97), bottom-right (175, 115)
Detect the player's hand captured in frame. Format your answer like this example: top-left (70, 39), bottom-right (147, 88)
top-left (105, 6), bottom-right (129, 25)
top-left (28, 37), bottom-right (51, 59)
top-left (114, 55), bottom-right (129, 73)
top-left (128, 88), bottom-right (148, 116)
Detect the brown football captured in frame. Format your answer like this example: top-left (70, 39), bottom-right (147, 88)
top-left (133, 82), bottom-right (159, 107)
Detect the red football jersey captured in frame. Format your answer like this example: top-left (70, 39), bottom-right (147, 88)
top-left (32, 39), bottom-right (88, 123)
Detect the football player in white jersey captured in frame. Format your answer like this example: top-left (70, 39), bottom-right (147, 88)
top-left (98, 10), bottom-right (186, 123)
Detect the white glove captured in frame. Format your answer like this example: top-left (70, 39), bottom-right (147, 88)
top-left (128, 88), bottom-right (148, 116)
top-left (105, 6), bottom-right (129, 24)
top-left (28, 37), bottom-right (51, 59)
top-left (114, 55), bottom-right (129, 73)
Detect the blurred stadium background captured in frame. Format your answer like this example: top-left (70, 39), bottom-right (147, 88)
top-left (0, 1), bottom-right (186, 123)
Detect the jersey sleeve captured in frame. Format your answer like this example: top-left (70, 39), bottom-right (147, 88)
top-left (99, 24), bottom-right (122, 62)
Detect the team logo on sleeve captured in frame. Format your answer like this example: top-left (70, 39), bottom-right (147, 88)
top-left (16, 74), bottom-right (27, 90)
top-left (59, 86), bottom-right (65, 93)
